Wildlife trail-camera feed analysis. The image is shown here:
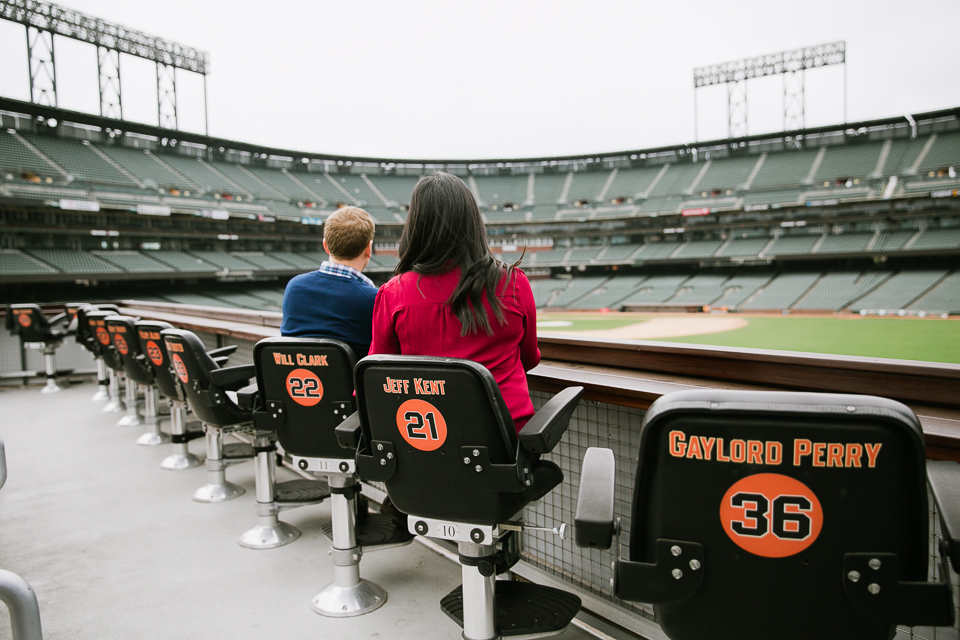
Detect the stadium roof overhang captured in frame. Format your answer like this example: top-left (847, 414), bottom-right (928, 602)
top-left (2, 96), bottom-right (958, 171)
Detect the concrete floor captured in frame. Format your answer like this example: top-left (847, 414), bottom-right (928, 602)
top-left (0, 382), bottom-right (598, 640)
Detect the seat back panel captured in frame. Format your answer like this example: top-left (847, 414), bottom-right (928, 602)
top-left (107, 316), bottom-right (152, 384)
top-left (356, 356), bottom-right (526, 525)
top-left (135, 320), bottom-right (179, 399)
top-left (86, 311), bottom-right (123, 371)
top-left (161, 329), bottom-right (249, 427)
top-left (254, 337), bottom-right (357, 459)
top-left (8, 304), bottom-right (55, 343)
top-left (631, 391), bottom-right (927, 640)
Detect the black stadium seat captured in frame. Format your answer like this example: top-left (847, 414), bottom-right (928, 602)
top-left (134, 319), bottom-right (236, 470)
top-left (6, 303), bottom-right (70, 394)
top-left (106, 315), bottom-right (170, 447)
top-left (86, 309), bottom-right (138, 423)
top-left (160, 328), bottom-right (256, 503)
top-left (349, 355), bottom-right (584, 639)
top-left (574, 389), bottom-right (960, 640)
top-left (75, 305), bottom-right (123, 409)
top-left (252, 337), bottom-right (411, 615)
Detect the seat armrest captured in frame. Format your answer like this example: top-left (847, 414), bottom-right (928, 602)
top-left (335, 412), bottom-right (362, 451)
top-left (574, 447), bottom-right (616, 550)
top-left (928, 460), bottom-right (960, 572)
top-left (518, 386), bottom-right (583, 455)
top-left (209, 364), bottom-right (255, 389)
top-left (48, 312), bottom-right (68, 326)
top-left (212, 356), bottom-right (229, 368)
top-left (206, 345), bottom-right (238, 360)
top-left (236, 383), bottom-right (259, 411)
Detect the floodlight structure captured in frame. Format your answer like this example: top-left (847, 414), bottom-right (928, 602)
top-left (0, 0), bottom-right (210, 132)
top-left (693, 41), bottom-right (846, 140)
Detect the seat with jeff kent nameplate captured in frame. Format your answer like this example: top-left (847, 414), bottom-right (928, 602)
top-left (346, 354), bottom-right (584, 640)
top-left (253, 337), bottom-right (411, 616)
top-left (574, 389), bottom-right (960, 640)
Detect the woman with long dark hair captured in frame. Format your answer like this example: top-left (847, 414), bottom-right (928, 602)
top-left (368, 172), bottom-right (540, 430)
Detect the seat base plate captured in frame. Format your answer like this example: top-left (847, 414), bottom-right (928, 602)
top-left (102, 399), bottom-right (124, 413)
top-left (136, 431), bottom-right (171, 446)
top-left (193, 481), bottom-right (245, 503)
top-left (160, 452), bottom-right (203, 470)
top-left (322, 513), bottom-right (415, 548)
top-left (117, 413), bottom-right (142, 427)
top-left (311, 579), bottom-right (386, 618)
top-left (238, 521), bottom-right (300, 550)
top-left (441, 581), bottom-right (581, 638)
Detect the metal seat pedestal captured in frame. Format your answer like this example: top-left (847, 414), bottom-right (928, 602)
top-left (116, 376), bottom-right (142, 427)
top-left (102, 370), bottom-right (124, 413)
top-left (136, 386), bottom-right (170, 446)
top-left (239, 432), bottom-right (298, 549)
top-left (91, 358), bottom-right (109, 402)
top-left (160, 401), bottom-right (203, 470)
top-left (192, 426), bottom-right (246, 503)
top-left (311, 474), bottom-right (386, 617)
top-left (38, 344), bottom-right (62, 394)
top-left (239, 432), bottom-right (328, 549)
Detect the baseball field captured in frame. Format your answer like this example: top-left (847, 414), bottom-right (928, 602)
top-left (536, 313), bottom-right (960, 364)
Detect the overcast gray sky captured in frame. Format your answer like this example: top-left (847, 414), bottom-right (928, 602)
top-left (1, 0), bottom-right (958, 160)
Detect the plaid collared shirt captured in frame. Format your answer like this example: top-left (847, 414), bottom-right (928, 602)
top-left (318, 260), bottom-right (375, 288)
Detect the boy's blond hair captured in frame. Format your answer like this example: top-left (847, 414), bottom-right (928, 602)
top-left (324, 206), bottom-right (375, 259)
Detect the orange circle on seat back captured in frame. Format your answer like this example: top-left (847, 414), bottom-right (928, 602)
top-left (96, 326), bottom-right (111, 345)
top-left (146, 341), bottom-right (164, 366)
top-left (114, 334), bottom-right (129, 355)
top-left (17, 313), bottom-right (31, 327)
top-left (396, 399), bottom-right (447, 452)
top-left (172, 353), bottom-right (189, 384)
top-left (286, 368), bottom-right (323, 407)
top-left (719, 473), bottom-right (823, 558)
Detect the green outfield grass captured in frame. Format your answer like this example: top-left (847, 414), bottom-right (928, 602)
top-left (537, 313), bottom-right (960, 364)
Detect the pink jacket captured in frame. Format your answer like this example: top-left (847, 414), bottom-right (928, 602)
top-left (369, 267), bottom-right (541, 430)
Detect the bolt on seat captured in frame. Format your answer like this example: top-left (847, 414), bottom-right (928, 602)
top-left (348, 355), bottom-right (584, 640)
top-left (574, 389), bottom-right (960, 640)
top-left (105, 315), bottom-right (172, 447)
top-left (160, 328), bottom-right (256, 502)
top-left (135, 320), bottom-right (236, 470)
top-left (6, 303), bottom-right (71, 394)
top-left (252, 337), bottom-right (412, 615)
top-left (76, 305), bottom-right (123, 408)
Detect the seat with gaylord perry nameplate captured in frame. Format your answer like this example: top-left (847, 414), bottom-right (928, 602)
top-left (75, 304), bottom-right (122, 407)
top-left (6, 304), bottom-right (72, 394)
top-left (574, 389), bottom-right (960, 640)
top-left (253, 337), bottom-right (411, 617)
top-left (106, 315), bottom-right (172, 447)
top-left (346, 354), bottom-right (584, 640)
top-left (135, 320), bottom-right (237, 471)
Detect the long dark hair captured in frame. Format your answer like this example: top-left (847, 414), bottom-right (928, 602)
top-left (396, 172), bottom-right (514, 336)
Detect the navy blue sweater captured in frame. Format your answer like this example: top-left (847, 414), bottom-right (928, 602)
top-left (280, 269), bottom-right (378, 359)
